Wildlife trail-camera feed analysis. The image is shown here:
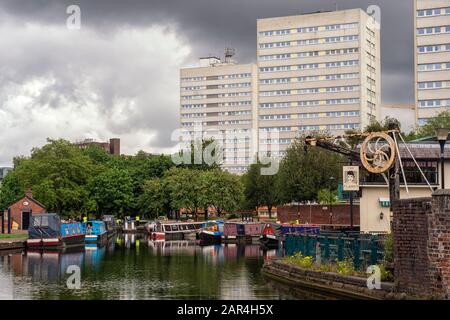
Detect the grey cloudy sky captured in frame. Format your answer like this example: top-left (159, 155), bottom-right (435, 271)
top-left (0, 0), bottom-right (413, 166)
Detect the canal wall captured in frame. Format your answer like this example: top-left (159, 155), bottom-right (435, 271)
top-left (393, 189), bottom-right (450, 299)
top-left (0, 240), bottom-right (25, 251)
top-left (262, 259), bottom-right (403, 300)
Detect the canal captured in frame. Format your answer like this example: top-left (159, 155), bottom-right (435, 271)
top-left (0, 234), bottom-right (318, 300)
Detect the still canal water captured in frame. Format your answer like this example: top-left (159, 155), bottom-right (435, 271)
top-left (0, 234), bottom-right (308, 300)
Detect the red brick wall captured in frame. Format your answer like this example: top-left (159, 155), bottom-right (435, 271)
top-left (393, 190), bottom-right (450, 298)
top-left (276, 204), bottom-right (360, 226)
top-left (3, 197), bottom-right (46, 230)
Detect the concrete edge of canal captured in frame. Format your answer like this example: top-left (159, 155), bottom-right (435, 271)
top-left (261, 259), bottom-right (408, 300)
top-left (0, 240), bottom-right (26, 253)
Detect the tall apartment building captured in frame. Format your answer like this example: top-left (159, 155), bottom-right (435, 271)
top-left (257, 9), bottom-right (381, 157)
top-left (414, 0), bottom-right (450, 126)
top-left (180, 54), bottom-right (259, 174)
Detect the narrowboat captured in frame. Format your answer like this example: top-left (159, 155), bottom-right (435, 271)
top-left (222, 222), bottom-right (263, 243)
top-left (147, 220), bottom-right (205, 241)
top-left (198, 220), bottom-right (224, 243)
top-left (281, 224), bottom-right (320, 234)
top-left (27, 214), bottom-right (85, 249)
top-left (82, 220), bottom-right (108, 244)
top-left (259, 223), bottom-right (321, 248)
top-left (102, 215), bottom-right (117, 238)
top-left (259, 223), bottom-right (282, 248)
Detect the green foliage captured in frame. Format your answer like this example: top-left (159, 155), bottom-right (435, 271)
top-left (242, 162), bottom-right (279, 218)
top-left (383, 232), bottom-right (394, 264)
top-left (284, 252), bottom-right (314, 269)
top-left (139, 177), bottom-right (171, 218)
top-left (0, 139), bottom-right (177, 219)
top-left (277, 139), bottom-right (342, 204)
top-left (0, 172), bottom-right (23, 211)
top-left (336, 259), bottom-right (356, 276)
top-left (201, 169), bottom-right (244, 216)
top-left (9, 139), bottom-right (94, 215)
top-left (416, 111), bottom-right (450, 138)
top-left (88, 168), bottom-right (134, 218)
top-left (317, 188), bottom-right (338, 205)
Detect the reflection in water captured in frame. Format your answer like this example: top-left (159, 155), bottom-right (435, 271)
top-left (0, 235), bottom-right (294, 300)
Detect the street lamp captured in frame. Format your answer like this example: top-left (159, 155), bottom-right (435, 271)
top-left (436, 128), bottom-right (449, 189)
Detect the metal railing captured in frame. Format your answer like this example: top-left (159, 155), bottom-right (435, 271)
top-left (284, 232), bottom-right (386, 270)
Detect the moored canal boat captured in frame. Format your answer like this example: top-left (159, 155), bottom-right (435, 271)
top-left (27, 214), bottom-right (85, 249)
top-left (82, 220), bottom-right (108, 244)
top-left (259, 223), bottom-right (321, 248)
top-left (198, 220), bottom-right (224, 244)
top-left (103, 215), bottom-right (117, 238)
top-left (259, 223), bottom-right (282, 248)
top-left (147, 220), bottom-right (205, 241)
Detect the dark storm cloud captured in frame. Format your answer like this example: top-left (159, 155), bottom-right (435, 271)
top-left (0, 0), bottom-right (414, 165)
top-left (1, 0), bottom-right (414, 100)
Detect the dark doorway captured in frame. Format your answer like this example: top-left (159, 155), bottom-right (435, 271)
top-left (22, 211), bottom-right (31, 230)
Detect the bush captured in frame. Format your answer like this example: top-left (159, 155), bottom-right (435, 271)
top-left (284, 252), bottom-right (314, 269)
top-left (336, 259), bottom-right (356, 276)
top-left (383, 233), bottom-right (393, 264)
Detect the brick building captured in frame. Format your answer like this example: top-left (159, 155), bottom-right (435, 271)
top-left (3, 190), bottom-right (46, 230)
top-left (73, 138), bottom-right (120, 155)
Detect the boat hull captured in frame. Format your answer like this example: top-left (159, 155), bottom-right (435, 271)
top-left (85, 232), bottom-right (108, 244)
top-left (259, 234), bottom-right (280, 248)
top-left (199, 231), bottom-right (222, 243)
top-left (26, 234), bottom-right (85, 249)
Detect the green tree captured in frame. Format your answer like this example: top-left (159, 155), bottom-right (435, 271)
top-left (0, 172), bottom-right (23, 211)
top-left (164, 167), bottom-right (203, 219)
top-left (139, 177), bottom-right (171, 218)
top-left (277, 139), bottom-right (342, 204)
top-left (89, 167), bottom-right (134, 218)
top-left (12, 139), bottom-right (94, 216)
top-left (317, 188), bottom-right (338, 205)
top-left (416, 111), bottom-right (450, 138)
top-left (201, 169), bottom-right (244, 217)
top-left (243, 163), bottom-right (279, 218)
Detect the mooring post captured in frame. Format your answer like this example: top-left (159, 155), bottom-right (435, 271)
top-left (7, 207), bottom-right (11, 234)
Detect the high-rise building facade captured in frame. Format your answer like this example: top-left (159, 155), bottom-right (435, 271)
top-left (257, 9), bottom-right (381, 157)
top-left (414, 0), bottom-right (450, 126)
top-left (179, 56), bottom-right (258, 174)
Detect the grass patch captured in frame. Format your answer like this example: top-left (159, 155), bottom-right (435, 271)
top-left (0, 233), bottom-right (28, 239)
top-left (283, 252), bottom-right (393, 281)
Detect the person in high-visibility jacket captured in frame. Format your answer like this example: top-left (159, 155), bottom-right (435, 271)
top-left (83, 216), bottom-right (88, 223)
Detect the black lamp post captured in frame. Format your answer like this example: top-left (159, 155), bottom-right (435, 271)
top-left (436, 128), bottom-right (449, 189)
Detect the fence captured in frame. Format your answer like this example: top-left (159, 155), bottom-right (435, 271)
top-left (284, 231), bottom-right (386, 270)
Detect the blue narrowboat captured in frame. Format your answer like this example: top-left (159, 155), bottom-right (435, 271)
top-left (260, 223), bottom-right (320, 248)
top-left (82, 220), bottom-right (108, 244)
top-left (198, 220), bottom-right (224, 243)
top-left (27, 214), bottom-right (85, 249)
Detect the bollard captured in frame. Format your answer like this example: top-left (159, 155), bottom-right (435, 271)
top-left (7, 207), bottom-right (11, 234)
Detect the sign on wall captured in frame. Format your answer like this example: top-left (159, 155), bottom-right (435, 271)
top-left (343, 166), bottom-right (359, 191)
